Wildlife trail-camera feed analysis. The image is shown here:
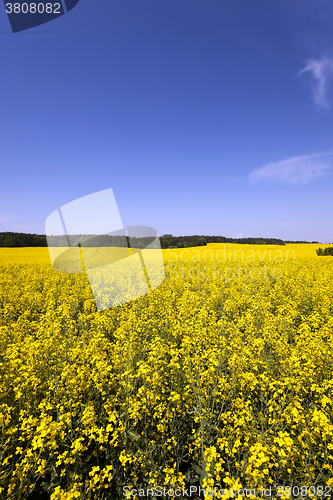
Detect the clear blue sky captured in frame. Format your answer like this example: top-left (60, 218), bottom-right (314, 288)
top-left (1, 0), bottom-right (333, 242)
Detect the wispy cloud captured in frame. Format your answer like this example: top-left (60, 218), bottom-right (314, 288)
top-left (298, 57), bottom-right (333, 109)
top-left (250, 151), bottom-right (333, 185)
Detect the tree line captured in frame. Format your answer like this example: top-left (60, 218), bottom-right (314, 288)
top-left (0, 232), bottom-right (47, 247)
top-left (0, 232), bottom-right (157, 249)
top-left (160, 234), bottom-right (290, 248)
top-left (0, 231), bottom-right (320, 249)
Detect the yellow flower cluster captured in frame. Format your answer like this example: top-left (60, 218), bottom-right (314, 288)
top-left (0, 246), bottom-right (333, 499)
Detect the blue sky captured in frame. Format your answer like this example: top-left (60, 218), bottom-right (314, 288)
top-left (1, 0), bottom-right (333, 242)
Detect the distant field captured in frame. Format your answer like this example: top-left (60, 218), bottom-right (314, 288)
top-left (0, 242), bottom-right (322, 265)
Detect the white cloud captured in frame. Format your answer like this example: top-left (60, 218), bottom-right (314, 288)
top-left (250, 151), bottom-right (333, 185)
top-left (298, 57), bottom-right (333, 109)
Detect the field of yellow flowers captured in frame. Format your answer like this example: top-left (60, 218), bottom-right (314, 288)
top-left (1, 244), bottom-right (333, 499)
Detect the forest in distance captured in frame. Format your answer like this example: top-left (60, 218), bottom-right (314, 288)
top-left (0, 231), bottom-right (320, 249)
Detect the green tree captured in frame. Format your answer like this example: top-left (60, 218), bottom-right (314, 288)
top-left (3, 235), bottom-right (20, 247)
top-left (196, 237), bottom-right (207, 246)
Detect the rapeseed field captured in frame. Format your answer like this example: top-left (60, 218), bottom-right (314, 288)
top-left (1, 244), bottom-right (333, 499)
